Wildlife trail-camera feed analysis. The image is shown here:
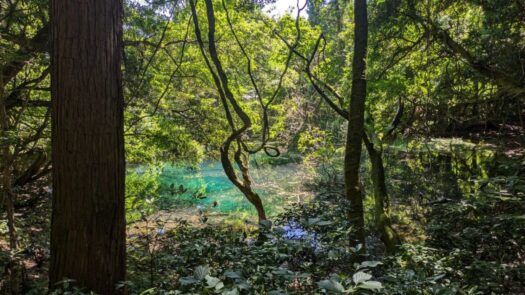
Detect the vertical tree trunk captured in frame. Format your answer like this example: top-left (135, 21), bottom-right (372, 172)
top-left (49, 0), bottom-right (126, 293)
top-left (1, 70), bottom-right (24, 295)
top-left (363, 136), bottom-right (400, 254)
top-left (344, 0), bottom-right (368, 249)
top-left (0, 76), bottom-right (17, 251)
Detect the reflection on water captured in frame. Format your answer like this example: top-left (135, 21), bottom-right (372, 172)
top-left (383, 138), bottom-right (497, 205)
top-left (152, 138), bottom-right (503, 224)
top-left (360, 138), bottom-right (502, 239)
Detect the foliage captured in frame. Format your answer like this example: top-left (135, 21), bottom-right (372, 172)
top-left (125, 195), bottom-right (386, 294)
top-left (126, 166), bottom-right (164, 222)
top-left (1, 0), bottom-right (525, 294)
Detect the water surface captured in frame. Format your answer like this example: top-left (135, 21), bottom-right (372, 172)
top-left (157, 160), bottom-right (313, 217)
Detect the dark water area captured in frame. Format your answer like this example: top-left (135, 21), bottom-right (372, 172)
top-left (382, 139), bottom-right (499, 204)
top-left (366, 138), bottom-right (521, 243)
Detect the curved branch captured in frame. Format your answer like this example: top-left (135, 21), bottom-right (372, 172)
top-left (222, 0), bottom-right (296, 156)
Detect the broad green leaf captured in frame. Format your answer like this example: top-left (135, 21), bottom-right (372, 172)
top-left (358, 280), bottom-right (383, 290)
top-left (222, 288), bottom-right (239, 295)
top-left (194, 265), bottom-right (210, 280)
top-left (359, 261), bottom-right (383, 269)
top-left (317, 279), bottom-right (345, 293)
top-left (353, 271), bottom-right (372, 284)
top-left (205, 275), bottom-right (222, 288)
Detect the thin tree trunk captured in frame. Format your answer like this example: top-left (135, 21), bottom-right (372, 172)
top-left (344, 0), bottom-right (368, 249)
top-left (234, 149), bottom-right (267, 222)
top-left (278, 0), bottom-right (399, 254)
top-left (49, 0), bottom-right (126, 293)
top-left (219, 141), bottom-right (267, 222)
top-left (363, 135), bottom-right (400, 254)
top-left (190, 0), bottom-right (268, 222)
top-left (0, 76), bottom-right (17, 251)
top-left (1, 61), bottom-right (24, 295)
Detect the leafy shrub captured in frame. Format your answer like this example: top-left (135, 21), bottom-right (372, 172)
top-left (126, 196), bottom-right (384, 294)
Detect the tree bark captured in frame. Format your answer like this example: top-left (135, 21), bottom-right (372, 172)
top-left (49, 0), bottom-right (126, 293)
top-left (1, 81), bottom-right (21, 295)
top-left (363, 135), bottom-right (400, 254)
top-left (0, 71), bottom-right (17, 252)
top-left (344, 0), bottom-right (368, 250)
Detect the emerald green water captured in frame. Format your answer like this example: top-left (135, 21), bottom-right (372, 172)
top-left (156, 161), bottom-right (312, 217)
top-left (129, 138), bottom-right (505, 223)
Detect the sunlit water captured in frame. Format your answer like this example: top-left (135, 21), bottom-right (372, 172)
top-left (156, 160), bottom-right (313, 217)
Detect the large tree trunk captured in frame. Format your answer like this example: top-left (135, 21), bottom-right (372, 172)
top-left (49, 0), bottom-right (126, 293)
top-left (344, 0), bottom-right (368, 250)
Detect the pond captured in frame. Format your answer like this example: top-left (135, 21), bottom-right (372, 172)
top-left (383, 138), bottom-right (498, 202)
top-left (154, 159), bottom-right (313, 219)
top-left (130, 138), bottom-right (508, 225)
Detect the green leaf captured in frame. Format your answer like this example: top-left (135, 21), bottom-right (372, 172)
top-left (316, 220), bottom-right (333, 226)
top-left (317, 279), bottom-right (345, 293)
top-left (179, 276), bottom-right (197, 286)
top-left (353, 271), bottom-right (372, 284)
top-left (236, 282), bottom-right (250, 290)
top-left (205, 275), bottom-right (222, 288)
top-left (359, 261), bottom-right (383, 269)
top-left (194, 265), bottom-right (210, 280)
top-left (222, 288), bottom-right (239, 295)
top-left (139, 288), bottom-right (156, 295)
top-left (358, 280), bottom-right (383, 290)
top-left (224, 270), bottom-right (242, 279)
top-left (215, 281), bottom-right (225, 291)
top-left (428, 273), bottom-right (446, 282)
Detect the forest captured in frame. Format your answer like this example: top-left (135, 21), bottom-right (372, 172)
top-left (1, 0), bottom-right (524, 294)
